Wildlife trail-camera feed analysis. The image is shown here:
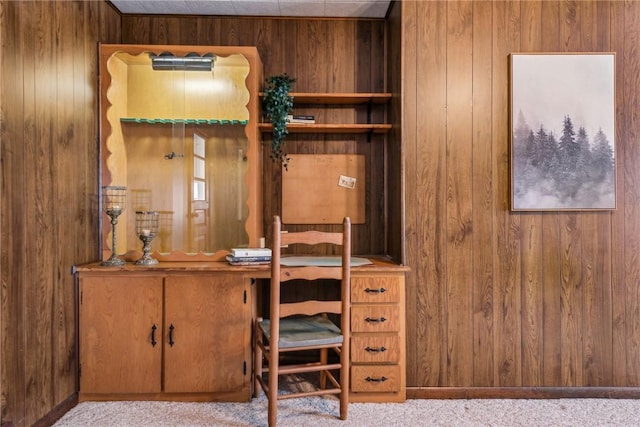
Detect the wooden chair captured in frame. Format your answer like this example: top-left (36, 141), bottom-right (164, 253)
top-left (254, 215), bottom-right (351, 426)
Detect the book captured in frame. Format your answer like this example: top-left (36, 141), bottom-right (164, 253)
top-left (226, 255), bottom-right (270, 266)
top-left (230, 247), bottom-right (272, 257)
top-left (226, 254), bottom-right (271, 263)
top-left (227, 260), bottom-right (270, 266)
top-left (287, 114), bottom-right (316, 124)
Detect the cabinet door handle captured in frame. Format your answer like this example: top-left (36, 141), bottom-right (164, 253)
top-left (365, 376), bottom-right (388, 383)
top-left (364, 287), bottom-right (387, 294)
top-left (365, 316), bottom-right (387, 323)
top-left (365, 346), bottom-right (387, 353)
top-left (168, 323), bottom-right (175, 347)
top-left (151, 324), bottom-right (157, 347)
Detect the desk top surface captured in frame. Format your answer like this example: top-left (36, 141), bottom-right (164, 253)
top-left (74, 256), bottom-right (409, 275)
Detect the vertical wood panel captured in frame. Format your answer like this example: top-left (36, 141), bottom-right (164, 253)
top-left (386, 8), bottom-right (404, 266)
top-left (560, 214), bottom-right (584, 386)
top-left (0, 0), bottom-right (4, 414)
top-left (25, 1), bottom-right (49, 419)
top-left (492, 0), bottom-right (522, 387)
top-left (358, 21), bottom-right (386, 256)
top-left (53, 0), bottom-right (76, 409)
top-left (445, 0), bottom-right (474, 387)
top-left (1, 1), bottom-right (28, 423)
top-left (542, 213), bottom-right (562, 386)
top-left (621, 0), bottom-right (640, 386)
top-left (471, 0), bottom-right (495, 387)
top-left (196, 17), bottom-right (221, 45)
top-left (396, 0), bottom-right (418, 386)
top-left (519, 0), bottom-right (544, 388)
top-left (413, 0), bottom-right (448, 387)
top-left (578, 0), bottom-right (613, 387)
top-left (539, 0), bottom-right (563, 388)
top-left (582, 212), bottom-right (613, 385)
top-left (610, 0), bottom-right (629, 387)
top-left (558, 0), bottom-right (584, 389)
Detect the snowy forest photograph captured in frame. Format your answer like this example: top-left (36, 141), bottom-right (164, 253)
top-left (510, 53), bottom-right (616, 210)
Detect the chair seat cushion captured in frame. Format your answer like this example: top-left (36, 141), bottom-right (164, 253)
top-left (259, 315), bottom-right (343, 348)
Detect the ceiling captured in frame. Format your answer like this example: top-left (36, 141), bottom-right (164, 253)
top-left (109, 0), bottom-right (392, 18)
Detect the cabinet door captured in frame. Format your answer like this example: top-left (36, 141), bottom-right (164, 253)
top-left (79, 275), bottom-right (163, 394)
top-left (164, 274), bottom-right (248, 393)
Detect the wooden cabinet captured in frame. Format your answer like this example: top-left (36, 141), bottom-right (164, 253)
top-left (349, 269), bottom-right (406, 402)
top-left (77, 264), bottom-right (256, 402)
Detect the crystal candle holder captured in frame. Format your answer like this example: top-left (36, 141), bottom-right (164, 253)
top-left (101, 186), bottom-right (127, 266)
top-left (135, 211), bottom-right (159, 265)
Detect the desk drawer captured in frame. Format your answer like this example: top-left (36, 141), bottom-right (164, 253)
top-left (351, 305), bottom-right (400, 333)
top-left (351, 365), bottom-right (401, 393)
top-left (351, 335), bottom-right (400, 363)
top-left (351, 276), bottom-right (400, 303)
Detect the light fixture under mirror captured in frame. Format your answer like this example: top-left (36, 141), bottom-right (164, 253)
top-left (99, 44), bottom-right (263, 262)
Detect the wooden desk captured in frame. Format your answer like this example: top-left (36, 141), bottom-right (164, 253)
top-left (74, 258), bottom-right (407, 403)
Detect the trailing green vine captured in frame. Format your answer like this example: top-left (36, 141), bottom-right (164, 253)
top-left (262, 74), bottom-right (296, 170)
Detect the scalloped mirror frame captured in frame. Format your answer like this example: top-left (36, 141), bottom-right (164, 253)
top-left (98, 44), bottom-right (263, 262)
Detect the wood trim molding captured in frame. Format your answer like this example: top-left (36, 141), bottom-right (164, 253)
top-left (408, 387), bottom-right (640, 399)
top-left (32, 393), bottom-right (78, 427)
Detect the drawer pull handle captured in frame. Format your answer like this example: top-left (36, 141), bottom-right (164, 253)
top-left (365, 346), bottom-right (387, 353)
top-left (168, 323), bottom-right (175, 347)
top-left (365, 316), bottom-right (387, 323)
top-left (151, 324), bottom-right (158, 347)
top-left (365, 376), bottom-right (388, 383)
top-left (364, 287), bottom-right (387, 294)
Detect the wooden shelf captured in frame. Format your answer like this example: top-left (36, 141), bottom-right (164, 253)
top-left (259, 92), bottom-right (391, 135)
top-left (259, 92), bottom-right (391, 105)
top-left (259, 123), bottom-right (391, 134)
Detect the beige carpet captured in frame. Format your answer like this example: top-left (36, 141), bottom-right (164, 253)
top-left (53, 396), bottom-right (640, 427)
top-left (54, 376), bottom-right (640, 427)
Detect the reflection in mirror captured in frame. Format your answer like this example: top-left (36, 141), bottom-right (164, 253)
top-left (103, 49), bottom-right (254, 260)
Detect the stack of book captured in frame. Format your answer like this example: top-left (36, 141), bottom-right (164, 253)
top-left (287, 114), bottom-right (315, 124)
top-left (226, 247), bottom-right (272, 265)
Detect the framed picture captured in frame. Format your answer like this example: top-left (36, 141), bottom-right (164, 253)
top-left (510, 53), bottom-right (616, 211)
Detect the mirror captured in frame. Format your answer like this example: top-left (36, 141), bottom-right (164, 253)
top-left (99, 44), bottom-right (263, 261)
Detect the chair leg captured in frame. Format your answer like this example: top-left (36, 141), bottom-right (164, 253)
top-left (319, 348), bottom-right (328, 389)
top-left (267, 349), bottom-right (279, 427)
top-left (339, 346), bottom-right (349, 420)
top-left (253, 320), bottom-right (263, 399)
top-left (268, 393), bottom-right (278, 426)
top-left (339, 386), bottom-right (348, 420)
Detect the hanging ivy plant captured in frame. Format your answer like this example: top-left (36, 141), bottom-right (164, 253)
top-left (263, 73), bottom-right (296, 170)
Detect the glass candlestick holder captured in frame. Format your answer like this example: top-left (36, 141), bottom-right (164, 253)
top-left (135, 211), bottom-right (159, 265)
top-left (101, 185), bottom-right (127, 266)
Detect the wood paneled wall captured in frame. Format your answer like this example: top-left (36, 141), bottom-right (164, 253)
top-left (5, 3), bottom-right (640, 425)
top-left (398, 0), bottom-right (640, 392)
top-left (121, 16), bottom-right (390, 257)
top-left (0, 2), bottom-right (121, 425)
